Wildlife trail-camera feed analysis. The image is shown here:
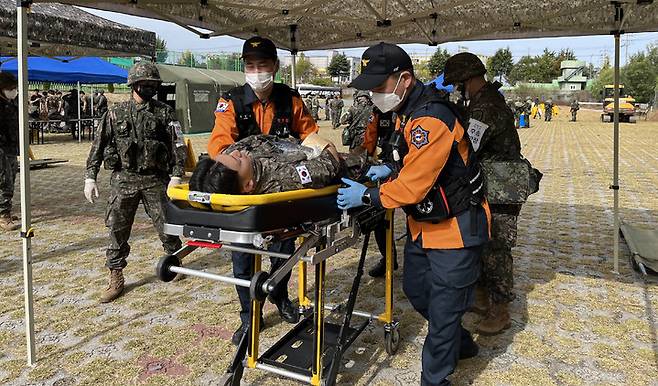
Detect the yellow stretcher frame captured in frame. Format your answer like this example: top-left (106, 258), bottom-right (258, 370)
top-left (167, 183), bottom-right (340, 212)
top-left (243, 209), bottom-right (398, 386)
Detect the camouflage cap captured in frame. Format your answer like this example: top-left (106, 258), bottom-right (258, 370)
top-left (127, 61), bottom-right (162, 86)
top-left (442, 52), bottom-right (486, 86)
top-left (0, 72), bottom-right (18, 90)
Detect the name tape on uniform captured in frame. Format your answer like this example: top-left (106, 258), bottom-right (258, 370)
top-left (296, 165), bottom-right (313, 185)
top-left (467, 118), bottom-right (489, 152)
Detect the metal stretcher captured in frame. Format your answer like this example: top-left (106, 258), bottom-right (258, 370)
top-left (156, 184), bottom-right (400, 386)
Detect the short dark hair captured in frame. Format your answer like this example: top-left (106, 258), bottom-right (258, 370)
top-left (189, 158), bottom-right (240, 194)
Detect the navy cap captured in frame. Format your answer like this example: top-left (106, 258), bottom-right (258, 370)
top-left (349, 42), bottom-right (413, 90)
top-left (242, 36), bottom-right (278, 61)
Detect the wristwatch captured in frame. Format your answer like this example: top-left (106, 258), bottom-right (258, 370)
top-left (362, 191), bottom-right (372, 205)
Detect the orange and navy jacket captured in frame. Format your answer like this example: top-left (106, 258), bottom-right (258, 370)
top-left (207, 84), bottom-right (318, 159)
top-left (362, 113), bottom-right (379, 156)
top-left (366, 81), bottom-right (491, 249)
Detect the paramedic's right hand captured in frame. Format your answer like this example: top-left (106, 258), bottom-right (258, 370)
top-left (84, 178), bottom-right (99, 203)
top-left (366, 165), bottom-right (392, 181)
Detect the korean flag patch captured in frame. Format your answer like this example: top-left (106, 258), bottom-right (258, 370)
top-left (296, 165), bottom-right (313, 185)
top-left (215, 98), bottom-right (229, 113)
top-left (410, 126), bottom-right (430, 149)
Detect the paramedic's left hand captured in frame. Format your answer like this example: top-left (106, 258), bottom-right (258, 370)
top-left (366, 165), bottom-right (392, 181)
top-left (337, 178), bottom-right (366, 210)
top-left (168, 177), bottom-right (182, 191)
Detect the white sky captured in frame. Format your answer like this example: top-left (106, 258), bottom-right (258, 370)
top-left (83, 8), bottom-right (658, 66)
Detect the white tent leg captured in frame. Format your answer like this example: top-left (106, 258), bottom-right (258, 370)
top-left (291, 52), bottom-right (297, 89)
top-left (612, 32), bottom-right (621, 273)
top-left (17, 0), bottom-right (36, 366)
top-left (77, 81), bottom-right (81, 142)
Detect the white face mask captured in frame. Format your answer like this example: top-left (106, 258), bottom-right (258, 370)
top-left (370, 73), bottom-right (407, 113)
top-left (245, 71), bottom-right (274, 93)
top-left (2, 88), bottom-right (18, 100)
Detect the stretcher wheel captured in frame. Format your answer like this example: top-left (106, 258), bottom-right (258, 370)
top-left (218, 374), bottom-right (234, 386)
top-left (250, 271), bottom-right (270, 301)
top-left (384, 323), bottom-right (400, 355)
top-left (156, 254), bottom-right (181, 282)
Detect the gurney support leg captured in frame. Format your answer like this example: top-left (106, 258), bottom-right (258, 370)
top-left (311, 256), bottom-right (326, 386)
top-left (247, 254), bottom-right (262, 369)
top-left (325, 232), bottom-right (372, 385)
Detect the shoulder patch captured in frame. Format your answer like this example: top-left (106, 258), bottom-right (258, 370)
top-left (368, 114), bottom-right (374, 124)
top-left (296, 165), bottom-right (313, 185)
top-left (410, 126), bottom-right (430, 149)
top-left (215, 98), bottom-right (229, 113)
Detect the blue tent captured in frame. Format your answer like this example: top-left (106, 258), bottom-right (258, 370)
top-left (427, 73), bottom-right (454, 93)
top-left (0, 56), bottom-right (127, 84)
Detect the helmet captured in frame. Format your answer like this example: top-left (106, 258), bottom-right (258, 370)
top-left (127, 61), bottom-right (161, 86)
top-left (354, 90), bottom-right (371, 100)
top-left (0, 72), bottom-right (18, 90)
top-left (442, 52), bottom-right (486, 86)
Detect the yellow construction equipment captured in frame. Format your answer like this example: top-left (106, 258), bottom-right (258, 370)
top-left (601, 84), bottom-right (637, 123)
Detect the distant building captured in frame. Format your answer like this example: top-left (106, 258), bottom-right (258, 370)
top-left (556, 60), bottom-right (588, 91)
top-left (280, 51), bottom-right (360, 83)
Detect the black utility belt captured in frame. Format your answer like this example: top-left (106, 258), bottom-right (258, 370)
top-left (403, 169), bottom-right (486, 224)
top-left (403, 184), bottom-right (464, 223)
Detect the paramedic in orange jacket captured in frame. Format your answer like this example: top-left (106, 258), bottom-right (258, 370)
top-left (337, 43), bottom-right (491, 386)
top-left (207, 36), bottom-right (318, 347)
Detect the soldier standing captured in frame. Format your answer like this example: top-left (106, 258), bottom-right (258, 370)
top-left (570, 99), bottom-right (580, 122)
top-left (340, 91), bottom-right (373, 151)
top-left (95, 90), bottom-right (108, 117)
top-left (310, 93), bottom-right (320, 120)
top-left (331, 93), bottom-right (344, 129)
top-left (0, 73), bottom-right (20, 231)
top-left (544, 98), bottom-right (553, 121)
top-left (84, 61), bottom-right (187, 303)
top-left (324, 95), bottom-right (332, 121)
top-left (443, 52), bottom-right (535, 335)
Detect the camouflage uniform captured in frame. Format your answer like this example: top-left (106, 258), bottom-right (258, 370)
top-left (330, 97), bottom-right (344, 129)
top-left (465, 81), bottom-right (522, 305)
top-left (324, 96), bottom-right (331, 121)
top-left (310, 95), bottom-right (320, 120)
top-left (544, 99), bottom-right (553, 121)
top-left (570, 100), bottom-right (580, 122)
top-left (85, 96), bottom-right (187, 270)
top-left (224, 135), bottom-right (367, 194)
top-left (340, 92), bottom-right (373, 151)
top-left (0, 93), bottom-right (19, 218)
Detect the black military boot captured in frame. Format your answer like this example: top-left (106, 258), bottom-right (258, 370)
top-left (368, 258), bottom-right (398, 278)
top-left (459, 329), bottom-right (480, 360)
top-left (270, 297), bottom-right (299, 324)
top-left (231, 318), bottom-right (264, 346)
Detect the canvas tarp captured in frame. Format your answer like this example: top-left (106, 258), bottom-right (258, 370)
top-left (46, 0), bottom-right (658, 51)
top-left (0, 56), bottom-right (127, 83)
top-left (620, 221), bottom-right (658, 274)
top-left (0, 0), bottom-right (154, 57)
top-left (156, 64), bottom-right (244, 134)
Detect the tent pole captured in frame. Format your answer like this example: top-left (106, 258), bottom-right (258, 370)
top-left (291, 51), bottom-right (297, 89)
top-left (77, 81), bottom-right (82, 142)
top-left (90, 86), bottom-right (94, 122)
top-left (17, 0), bottom-right (36, 366)
top-left (289, 24), bottom-right (298, 89)
top-left (612, 32), bottom-right (621, 273)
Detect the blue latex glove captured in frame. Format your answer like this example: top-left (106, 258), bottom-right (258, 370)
top-left (337, 178), bottom-right (367, 210)
top-left (366, 165), bottom-right (392, 181)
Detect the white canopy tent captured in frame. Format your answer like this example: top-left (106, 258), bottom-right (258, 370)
top-left (12, 0), bottom-right (658, 366)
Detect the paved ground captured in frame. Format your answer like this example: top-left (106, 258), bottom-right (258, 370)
top-left (0, 109), bottom-right (657, 386)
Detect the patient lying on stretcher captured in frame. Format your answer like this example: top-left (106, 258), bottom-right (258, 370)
top-left (190, 134), bottom-right (370, 195)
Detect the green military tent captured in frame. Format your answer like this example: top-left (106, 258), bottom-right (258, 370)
top-left (156, 64), bottom-right (244, 134)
